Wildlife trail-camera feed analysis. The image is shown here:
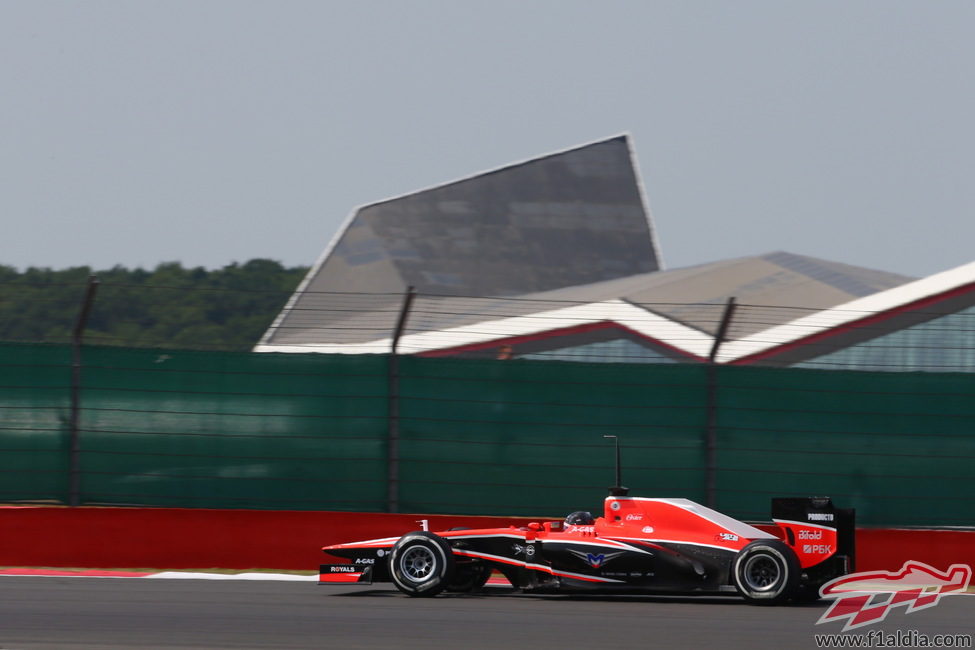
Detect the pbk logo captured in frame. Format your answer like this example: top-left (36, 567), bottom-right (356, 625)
top-left (817, 561), bottom-right (972, 631)
top-left (802, 544), bottom-right (832, 555)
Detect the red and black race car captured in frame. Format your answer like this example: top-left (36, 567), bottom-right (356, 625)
top-left (320, 493), bottom-right (855, 604)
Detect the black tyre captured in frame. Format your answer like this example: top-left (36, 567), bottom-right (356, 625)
top-left (389, 531), bottom-right (455, 597)
top-left (445, 561), bottom-right (492, 593)
top-left (732, 540), bottom-right (800, 605)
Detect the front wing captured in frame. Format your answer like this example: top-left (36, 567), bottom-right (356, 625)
top-left (320, 564), bottom-right (374, 584)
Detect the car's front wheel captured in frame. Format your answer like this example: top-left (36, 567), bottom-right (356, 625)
top-left (732, 540), bottom-right (800, 605)
top-left (389, 532), bottom-right (455, 597)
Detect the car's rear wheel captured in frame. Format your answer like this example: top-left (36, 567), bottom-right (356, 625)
top-left (733, 540), bottom-right (800, 605)
top-left (389, 532), bottom-right (455, 597)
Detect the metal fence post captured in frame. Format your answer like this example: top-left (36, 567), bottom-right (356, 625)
top-left (387, 286), bottom-right (416, 513)
top-left (705, 297), bottom-right (736, 509)
top-left (69, 275), bottom-right (99, 507)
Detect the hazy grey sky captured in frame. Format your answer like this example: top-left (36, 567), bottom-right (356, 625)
top-left (2, 1), bottom-right (972, 278)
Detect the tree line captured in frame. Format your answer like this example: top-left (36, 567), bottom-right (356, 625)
top-left (0, 260), bottom-right (309, 350)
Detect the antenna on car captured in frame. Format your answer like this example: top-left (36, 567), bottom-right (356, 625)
top-left (603, 435), bottom-right (629, 497)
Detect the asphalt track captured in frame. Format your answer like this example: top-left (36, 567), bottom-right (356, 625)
top-left (0, 578), bottom-right (972, 650)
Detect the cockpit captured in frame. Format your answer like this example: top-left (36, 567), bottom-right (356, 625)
top-left (564, 511), bottom-right (596, 526)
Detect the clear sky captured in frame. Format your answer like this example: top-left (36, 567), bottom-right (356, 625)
top-left (2, 1), bottom-right (972, 279)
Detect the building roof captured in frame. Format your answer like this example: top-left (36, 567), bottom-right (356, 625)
top-left (255, 252), bottom-right (915, 356)
top-left (259, 135), bottom-right (661, 350)
top-left (513, 251), bottom-right (914, 339)
top-left (719, 259), bottom-right (975, 365)
top-left (256, 134), bottom-right (975, 368)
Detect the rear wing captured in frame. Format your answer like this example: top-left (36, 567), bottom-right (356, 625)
top-left (771, 497), bottom-right (856, 580)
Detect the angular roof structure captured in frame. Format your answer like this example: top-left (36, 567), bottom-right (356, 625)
top-left (259, 135), bottom-right (661, 351)
top-left (719, 259), bottom-right (975, 366)
top-left (504, 251), bottom-right (914, 340)
top-left (258, 134), bottom-right (975, 372)
top-left (255, 251), bottom-right (914, 356)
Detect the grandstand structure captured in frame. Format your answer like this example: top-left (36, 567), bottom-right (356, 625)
top-left (257, 135), bottom-right (975, 372)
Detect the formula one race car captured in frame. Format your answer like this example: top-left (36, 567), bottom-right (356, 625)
top-left (320, 446), bottom-right (855, 604)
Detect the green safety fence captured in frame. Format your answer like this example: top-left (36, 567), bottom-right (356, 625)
top-left (0, 343), bottom-right (389, 511)
top-left (1, 342), bottom-right (974, 526)
top-left (396, 357), bottom-right (709, 516)
top-left (0, 343), bottom-right (72, 502)
top-left (712, 365), bottom-right (975, 526)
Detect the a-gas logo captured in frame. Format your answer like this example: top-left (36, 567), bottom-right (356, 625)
top-left (817, 561), bottom-right (972, 631)
top-left (566, 525), bottom-right (596, 534)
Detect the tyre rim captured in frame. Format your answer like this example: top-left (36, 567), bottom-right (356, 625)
top-left (742, 553), bottom-right (781, 592)
top-left (400, 546), bottom-right (437, 583)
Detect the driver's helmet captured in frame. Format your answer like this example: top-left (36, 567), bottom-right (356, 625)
top-left (564, 511), bottom-right (595, 526)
